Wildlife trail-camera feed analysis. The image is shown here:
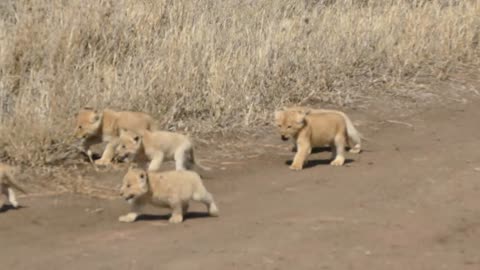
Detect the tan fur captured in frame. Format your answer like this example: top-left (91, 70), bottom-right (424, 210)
top-left (285, 106), bottom-right (362, 153)
top-left (116, 129), bottom-right (210, 172)
top-left (118, 166), bottom-right (219, 223)
top-left (274, 109), bottom-right (349, 170)
top-left (0, 163), bottom-right (26, 210)
top-left (74, 108), bottom-right (156, 165)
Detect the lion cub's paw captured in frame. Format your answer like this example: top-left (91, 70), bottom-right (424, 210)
top-left (10, 200), bottom-right (19, 208)
top-left (289, 164), bottom-right (303, 171)
top-left (169, 214), bottom-right (184, 224)
top-left (349, 147), bottom-right (361, 154)
top-left (119, 214), bottom-right (137, 223)
top-left (330, 157), bottom-right (345, 166)
top-left (209, 204), bottom-right (220, 217)
top-left (95, 159), bottom-right (112, 166)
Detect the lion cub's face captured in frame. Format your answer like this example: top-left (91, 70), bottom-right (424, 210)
top-left (120, 167), bottom-right (149, 203)
top-left (274, 109), bottom-right (308, 140)
top-left (116, 130), bottom-right (142, 162)
top-left (74, 108), bottom-right (102, 140)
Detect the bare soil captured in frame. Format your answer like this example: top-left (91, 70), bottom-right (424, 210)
top-left (2, 96), bottom-right (480, 269)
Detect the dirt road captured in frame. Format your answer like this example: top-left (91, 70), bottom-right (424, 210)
top-left (2, 99), bottom-right (480, 270)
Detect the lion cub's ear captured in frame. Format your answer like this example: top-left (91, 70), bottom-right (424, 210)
top-left (90, 110), bottom-right (102, 122)
top-left (138, 171), bottom-right (148, 187)
top-left (295, 111), bottom-right (308, 124)
top-left (274, 110), bottom-right (284, 121)
top-left (133, 135), bottom-right (142, 144)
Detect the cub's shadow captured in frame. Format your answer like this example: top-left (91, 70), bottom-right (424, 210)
top-left (291, 146), bottom-right (356, 154)
top-left (135, 211), bottom-right (211, 222)
top-left (286, 146), bottom-right (354, 169)
top-left (285, 158), bottom-right (354, 169)
top-left (0, 205), bottom-right (26, 213)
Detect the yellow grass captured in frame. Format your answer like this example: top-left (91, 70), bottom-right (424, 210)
top-left (0, 0), bottom-right (479, 165)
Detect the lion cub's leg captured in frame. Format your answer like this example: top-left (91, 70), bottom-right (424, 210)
top-left (168, 201), bottom-right (184, 224)
top-left (330, 134), bottom-right (346, 166)
top-left (290, 142), bottom-right (311, 171)
top-left (7, 188), bottom-right (19, 208)
top-left (174, 145), bottom-right (190, 171)
top-left (147, 152), bottom-right (165, 172)
top-left (347, 137), bottom-right (361, 154)
top-left (95, 140), bottom-right (119, 166)
top-left (119, 212), bottom-right (139, 223)
top-left (119, 202), bottom-right (144, 223)
top-left (193, 189), bottom-right (219, 217)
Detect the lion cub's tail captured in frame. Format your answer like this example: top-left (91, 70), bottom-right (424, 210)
top-left (319, 109), bottom-right (362, 153)
top-left (339, 112), bottom-right (362, 153)
top-left (186, 148), bottom-right (212, 173)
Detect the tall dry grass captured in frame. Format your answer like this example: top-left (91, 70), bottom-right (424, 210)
top-left (0, 0), bottom-right (479, 165)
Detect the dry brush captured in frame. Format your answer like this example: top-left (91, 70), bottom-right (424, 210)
top-left (0, 0), bottom-right (479, 166)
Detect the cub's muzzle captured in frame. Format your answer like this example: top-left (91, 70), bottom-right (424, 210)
top-left (281, 135), bottom-right (289, 141)
top-left (124, 194), bottom-right (135, 201)
top-left (116, 153), bottom-right (130, 162)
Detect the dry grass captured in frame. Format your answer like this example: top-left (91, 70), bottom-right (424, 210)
top-left (0, 0), bottom-right (479, 166)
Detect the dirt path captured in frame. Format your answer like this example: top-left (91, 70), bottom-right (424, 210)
top-left (2, 99), bottom-right (480, 270)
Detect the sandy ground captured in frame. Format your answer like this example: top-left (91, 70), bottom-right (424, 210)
top-left (2, 97), bottom-right (480, 270)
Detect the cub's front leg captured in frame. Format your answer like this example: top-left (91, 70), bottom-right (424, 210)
top-left (119, 212), bottom-right (139, 223)
top-left (147, 152), bottom-right (165, 172)
top-left (168, 200), bottom-right (184, 224)
top-left (7, 188), bottom-right (19, 208)
top-left (119, 201), bottom-right (143, 223)
top-left (95, 139), bottom-right (119, 166)
top-left (289, 142), bottom-right (311, 171)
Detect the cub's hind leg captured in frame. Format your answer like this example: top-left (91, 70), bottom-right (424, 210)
top-left (330, 134), bottom-right (346, 166)
top-left (193, 189), bottom-right (219, 217)
top-left (174, 143), bottom-right (194, 171)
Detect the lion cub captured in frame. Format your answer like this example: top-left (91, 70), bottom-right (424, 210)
top-left (119, 166), bottom-right (219, 224)
top-left (116, 129), bottom-right (210, 172)
top-left (285, 106), bottom-right (362, 154)
top-left (74, 108), bottom-right (156, 165)
top-left (274, 109), bottom-right (352, 170)
top-left (0, 163), bottom-right (26, 210)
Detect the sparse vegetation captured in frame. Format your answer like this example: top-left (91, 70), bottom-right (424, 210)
top-left (0, 0), bottom-right (479, 166)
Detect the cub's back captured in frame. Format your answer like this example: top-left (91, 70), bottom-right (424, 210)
top-left (305, 112), bottom-right (346, 143)
top-left (116, 111), bottom-right (154, 131)
top-left (148, 130), bottom-right (190, 152)
top-left (148, 170), bottom-right (202, 199)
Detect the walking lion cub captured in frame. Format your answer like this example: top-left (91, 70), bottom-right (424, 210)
top-left (0, 163), bottom-right (27, 210)
top-left (118, 166), bottom-right (219, 224)
top-left (285, 106), bottom-right (362, 154)
top-left (274, 108), bottom-right (360, 170)
top-left (74, 108), bottom-right (156, 165)
top-left (116, 129), bottom-right (210, 172)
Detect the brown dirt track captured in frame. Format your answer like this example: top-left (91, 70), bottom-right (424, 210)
top-left (2, 97), bottom-right (480, 270)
